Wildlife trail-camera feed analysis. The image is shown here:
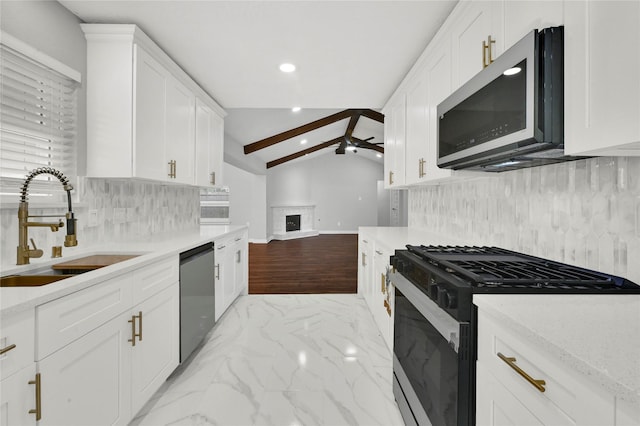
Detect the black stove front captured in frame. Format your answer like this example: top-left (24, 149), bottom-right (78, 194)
top-left (392, 245), bottom-right (640, 322)
top-left (390, 245), bottom-right (640, 426)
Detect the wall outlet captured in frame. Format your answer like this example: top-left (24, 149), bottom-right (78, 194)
top-left (88, 209), bottom-right (98, 227)
top-left (114, 208), bottom-right (126, 224)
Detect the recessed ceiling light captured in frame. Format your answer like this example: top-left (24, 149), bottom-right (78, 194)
top-left (300, 139), bottom-right (307, 145)
top-left (376, 153), bottom-right (382, 158)
top-left (291, 106), bottom-right (301, 112)
top-left (503, 66), bottom-right (521, 76)
top-left (279, 63), bottom-right (296, 73)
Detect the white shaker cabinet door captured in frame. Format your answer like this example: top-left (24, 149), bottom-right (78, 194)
top-left (564, 0), bottom-right (640, 156)
top-left (404, 65), bottom-right (429, 185)
top-left (131, 284), bottom-right (179, 415)
top-left (450, 0), bottom-right (503, 90)
top-left (165, 76), bottom-right (195, 185)
top-left (134, 45), bottom-right (167, 182)
top-left (38, 312), bottom-right (132, 426)
top-left (0, 365), bottom-right (37, 426)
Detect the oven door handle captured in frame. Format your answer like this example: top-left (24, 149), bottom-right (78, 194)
top-left (390, 270), bottom-right (466, 352)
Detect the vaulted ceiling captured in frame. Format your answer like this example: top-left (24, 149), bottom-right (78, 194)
top-left (58, 0), bottom-right (458, 170)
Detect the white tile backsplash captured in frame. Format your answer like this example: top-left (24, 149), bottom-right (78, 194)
top-left (0, 177), bottom-right (200, 270)
top-left (408, 157), bottom-right (640, 284)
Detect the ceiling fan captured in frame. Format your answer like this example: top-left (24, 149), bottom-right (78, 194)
top-left (243, 108), bottom-right (384, 168)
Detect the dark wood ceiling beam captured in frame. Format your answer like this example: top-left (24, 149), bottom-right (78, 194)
top-left (266, 137), bottom-right (342, 169)
top-left (360, 109), bottom-right (385, 123)
top-left (244, 109), bottom-right (354, 154)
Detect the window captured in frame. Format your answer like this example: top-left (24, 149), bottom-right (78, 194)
top-left (0, 35), bottom-right (80, 201)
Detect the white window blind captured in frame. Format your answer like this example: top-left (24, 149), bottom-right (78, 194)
top-left (0, 43), bottom-right (79, 191)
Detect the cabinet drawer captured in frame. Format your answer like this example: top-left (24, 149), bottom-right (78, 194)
top-left (132, 255), bottom-right (178, 305)
top-left (477, 310), bottom-right (613, 425)
top-left (36, 274), bottom-right (133, 360)
top-left (0, 309), bottom-right (35, 380)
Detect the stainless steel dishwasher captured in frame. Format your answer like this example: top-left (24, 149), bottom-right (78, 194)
top-left (179, 242), bottom-right (215, 362)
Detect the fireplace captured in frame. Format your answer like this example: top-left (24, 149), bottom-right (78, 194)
top-left (286, 214), bottom-right (301, 232)
top-left (271, 205), bottom-right (318, 240)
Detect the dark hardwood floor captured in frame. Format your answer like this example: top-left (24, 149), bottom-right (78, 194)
top-left (249, 234), bottom-right (358, 294)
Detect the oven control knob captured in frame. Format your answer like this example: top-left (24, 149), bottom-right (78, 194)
top-left (437, 288), bottom-right (457, 309)
top-left (445, 291), bottom-right (457, 309)
top-left (430, 284), bottom-right (439, 300)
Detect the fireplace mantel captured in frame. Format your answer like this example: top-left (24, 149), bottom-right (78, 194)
top-left (271, 205), bottom-right (319, 240)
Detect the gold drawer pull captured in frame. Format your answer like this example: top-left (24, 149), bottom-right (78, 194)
top-left (0, 343), bottom-right (17, 355)
top-left (28, 373), bottom-right (42, 420)
top-left (497, 352), bottom-right (546, 392)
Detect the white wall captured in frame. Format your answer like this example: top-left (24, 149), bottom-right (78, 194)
top-left (1, 0), bottom-right (88, 175)
top-left (267, 153), bottom-right (383, 236)
top-left (224, 162), bottom-right (268, 242)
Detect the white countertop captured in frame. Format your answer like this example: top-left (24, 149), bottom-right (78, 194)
top-left (1, 225), bottom-right (247, 318)
top-left (474, 294), bottom-right (640, 404)
top-left (358, 226), bottom-right (466, 251)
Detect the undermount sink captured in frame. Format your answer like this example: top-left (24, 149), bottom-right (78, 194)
top-left (1, 274), bottom-right (76, 287)
top-left (1, 253), bottom-right (142, 287)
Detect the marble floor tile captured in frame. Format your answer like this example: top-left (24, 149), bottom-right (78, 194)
top-left (131, 294), bottom-right (404, 426)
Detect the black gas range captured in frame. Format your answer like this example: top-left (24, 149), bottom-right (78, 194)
top-left (390, 245), bottom-right (640, 426)
top-left (392, 245), bottom-right (640, 322)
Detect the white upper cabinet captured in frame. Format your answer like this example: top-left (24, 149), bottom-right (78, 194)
top-left (82, 24), bottom-right (226, 186)
top-left (134, 46), bottom-right (167, 182)
top-left (404, 63), bottom-right (429, 184)
top-left (503, 0), bottom-right (564, 49)
top-left (165, 76), bottom-right (196, 184)
top-left (564, 0), bottom-right (640, 156)
top-left (449, 0), bottom-right (504, 90)
top-left (195, 98), bottom-right (225, 187)
top-left (383, 93), bottom-right (406, 189)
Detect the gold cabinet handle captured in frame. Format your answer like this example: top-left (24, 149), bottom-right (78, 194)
top-left (361, 252), bottom-right (366, 267)
top-left (0, 343), bottom-right (16, 355)
top-left (210, 171), bottom-right (216, 185)
top-left (482, 35), bottom-right (496, 68)
top-left (128, 314), bottom-right (137, 346)
top-left (28, 373), bottom-right (42, 421)
top-left (418, 158), bottom-right (426, 178)
top-left (380, 273), bottom-right (386, 293)
top-left (497, 352), bottom-right (546, 392)
top-left (168, 160), bottom-right (177, 178)
top-left (389, 171), bottom-right (394, 185)
top-left (128, 312), bottom-right (142, 346)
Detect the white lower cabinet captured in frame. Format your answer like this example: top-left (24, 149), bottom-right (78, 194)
top-left (358, 231), bottom-right (394, 351)
top-left (476, 361), bottom-right (544, 425)
top-left (28, 256), bottom-right (180, 426)
top-left (372, 244), bottom-right (393, 350)
top-left (38, 311), bottom-right (132, 426)
top-left (0, 364), bottom-right (37, 425)
top-left (476, 308), bottom-right (615, 426)
top-left (130, 284), bottom-right (179, 414)
top-left (215, 230), bottom-right (249, 321)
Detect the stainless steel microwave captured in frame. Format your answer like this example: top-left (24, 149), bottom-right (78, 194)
top-left (437, 26), bottom-right (581, 171)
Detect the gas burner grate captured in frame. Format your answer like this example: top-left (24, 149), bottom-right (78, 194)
top-left (448, 259), bottom-right (614, 287)
top-left (408, 245), bottom-right (511, 256)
